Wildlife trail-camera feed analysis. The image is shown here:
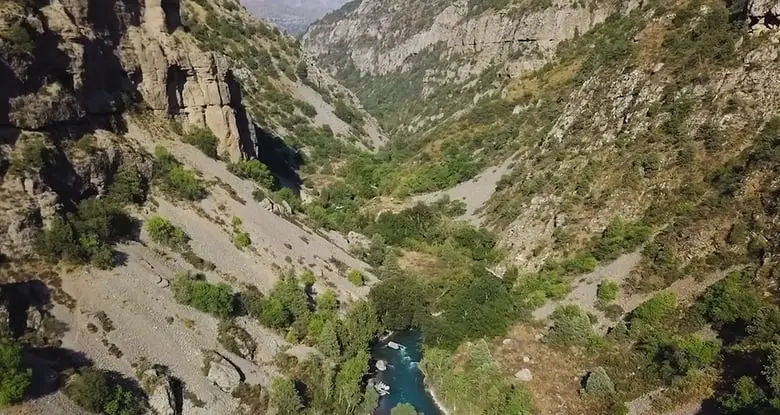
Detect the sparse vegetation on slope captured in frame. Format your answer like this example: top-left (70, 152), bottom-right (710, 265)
top-left (153, 146), bottom-right (207, 201)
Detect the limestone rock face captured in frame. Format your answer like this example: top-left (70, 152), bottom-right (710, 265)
top-left (305, 0), bottom-right (625, 80)
top-left (346, 231), bottom-right (371, 251)
top-left (0, 0), bottom-right (257, 161)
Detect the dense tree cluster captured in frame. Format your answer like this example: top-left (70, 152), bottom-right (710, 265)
top-left (421, 340), bottom-right (534, 414)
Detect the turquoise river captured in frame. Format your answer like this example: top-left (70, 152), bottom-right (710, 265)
top-left (371, 330), bottom-right (444, 415)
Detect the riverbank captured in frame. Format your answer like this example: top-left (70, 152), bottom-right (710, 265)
top-left (424, 380), bottom-right (451, 415)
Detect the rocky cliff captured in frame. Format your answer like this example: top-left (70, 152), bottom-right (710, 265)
top-left (304, 0), bottom-right (627, 132)
top-left (1, 0), bottom-right (257, 160)
top-left (0, 0), bottom-right (382, 256)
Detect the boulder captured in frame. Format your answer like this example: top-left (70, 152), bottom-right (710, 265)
top-left (205, 351), bottom-right (244, 393)
top-left (346, 231), bottom-right (371, 250)
top-left (514, 368), bottom-right (533, 382)
top-left (259, 198), bottom-right (292, 216)
top-left (26, 307), bottom-right (43, 332)
top-left (142, 368), bottom-right (176, 415)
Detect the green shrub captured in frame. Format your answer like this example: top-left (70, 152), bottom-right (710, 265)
top-left (597, 281), bottom-right (619, 304)
top-left (183, 127), bottom-right (219, 158)
top-left (273, 188), bottom-right (302, 212)
top-left (659, 335), bottom-right (720, 377)
top-left (544, 305), bottom-right (595, 348)
top-left (108, 164), bottom-right (146, 205)
top-left (145, 216), bottom-right (190, 251)
top-left (295, 61), bottom-right (309, 81)
top-left (36, 198), bottom-right (133, 269)
top-left (233, 231), bottom-right (252, 249)
top-left (592, 219), bottom-right (651, 262)
top-left (172, 272), bottom-right (236, 318)
top-left (630, 292), bottom-right (676, 327)
top-left (391, 403), bottom-right (419, 415)
top-left (720, 376), bottom-right (765, 411)
top-left (153, 147), bottom-right (207, 201)
top-left (347, 269), bottom-right (365, 286)
top-left (270, 377), bottom-right (302, 415)
top-left (562, 253), bottom-right (599, 274)
top-left (296, 101), bottom-right (317, 117)
top-left (242, 277), bottom-right (310, 330)
top-left (252, 188), bottom-right (266, 201)
top-left (9, 136), bottom-right (46, 176)
top-left (0, 336), bottom-right (31, 407)
top-left (228, 160), bottom-right (275, 189)
top-left (697, 271), bottom-right (762, 327)
top-left (1, 24), bottom-right (35, 54)
top-left (72, 134), bottom-right (98, 156)
top-left (217, 320), bottom-right (257, 360)
top-left (334, 100), bottom-right (364, 128)
top-left (65, 368), bottom-right (142, 415)
top-left (181, 250), bottom-right (216, 271)
top-left (584, 367), bottom-right (615, 396)
top-left (300, 271), bottom-right (316, 286)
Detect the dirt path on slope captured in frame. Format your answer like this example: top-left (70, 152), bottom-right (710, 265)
top-left (533, 252), bottom-right (642, 331)
top-left (413, 152), bottom-right (517, 225)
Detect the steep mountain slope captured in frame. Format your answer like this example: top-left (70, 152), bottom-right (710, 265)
top-left (241, 0), bottom-right (348, 34)
top-left (304, 0), bottom-right (626, 134)
top-left (0, 0), bottom-right (384, 414)
top-left (301, 0), bottom-right (780, 413)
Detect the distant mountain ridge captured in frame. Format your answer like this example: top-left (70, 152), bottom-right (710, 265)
top-left (240, 0), bottom-right (348, 34)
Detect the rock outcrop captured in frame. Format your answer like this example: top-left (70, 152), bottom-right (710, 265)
top-left (0, 0), bottom-right (257, 160)
top-left (749, 0), bottom-right (780, 29)
top-left (204, 351), bottom-right (244, 393)
top-left (142, 368), bottom-right (178, 415)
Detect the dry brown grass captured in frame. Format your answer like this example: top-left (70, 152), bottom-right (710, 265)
top-left (397, 249), bottom-right (443, 277)
top-left (506, 59), bottom-right (581, 101)
top-left (360, 195), bottom-right (408, 217)
top-left (635, 21), bottom-right (667, 68)
top-left (491, 324), bottom-right (603, 414)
